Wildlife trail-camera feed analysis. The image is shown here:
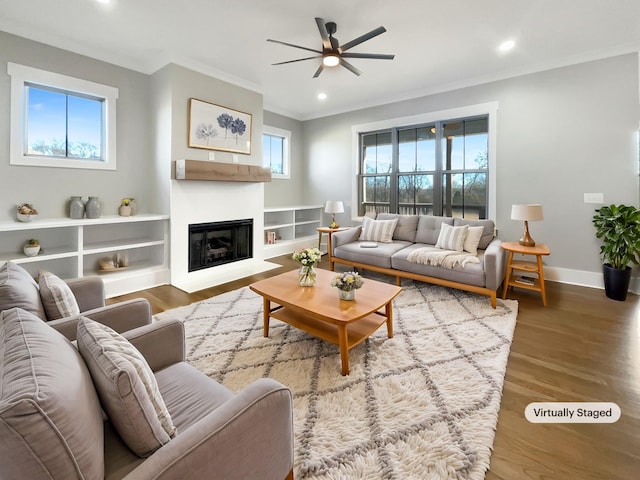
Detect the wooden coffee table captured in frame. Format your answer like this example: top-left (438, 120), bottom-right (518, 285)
top-left (249, 268), bottom-right (402, 375)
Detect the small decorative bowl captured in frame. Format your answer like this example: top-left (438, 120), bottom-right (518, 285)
top-left (17, 213), bottom-right (37, 222)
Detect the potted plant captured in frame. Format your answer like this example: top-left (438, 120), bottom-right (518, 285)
top-left (330, 271), bottom-right (364, 301)
top-left (23, 238), bottom-right (41, 257)
top-left (119, 198), bottom-right (132, 217)
top-left (17, 203), bottom-right (38, 222)
top-left (592, 204), bottom-right (640, 301)
top-left (292, 247), bottom-right (322, 286)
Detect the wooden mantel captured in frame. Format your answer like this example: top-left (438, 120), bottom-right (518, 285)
top-left (174, 159), bottom-right (271, 182)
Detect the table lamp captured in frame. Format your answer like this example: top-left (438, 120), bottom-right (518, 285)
top-left (325, 201), bottom-right (344, 229)
top-left (511, 204), bottom-right (544, 246)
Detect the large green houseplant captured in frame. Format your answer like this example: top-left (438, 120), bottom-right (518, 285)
top-left (592, 204), bottom-right (640, 301)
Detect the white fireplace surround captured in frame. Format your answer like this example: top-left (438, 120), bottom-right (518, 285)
top-left (170, 179), bottom-right (278, 292)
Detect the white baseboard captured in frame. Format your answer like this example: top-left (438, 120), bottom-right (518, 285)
top-left (545, 266), bottom-right (640, 295)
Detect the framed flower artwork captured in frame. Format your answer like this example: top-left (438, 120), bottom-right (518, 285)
top-left (188, 98), bottom-right (252, 154)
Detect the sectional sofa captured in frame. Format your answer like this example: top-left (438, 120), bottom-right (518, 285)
top-left (330, 213), bottom-right (506, 308)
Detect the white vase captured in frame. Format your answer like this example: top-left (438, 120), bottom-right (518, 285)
top-left (24, 245), bottom-right (40, 257)
top-left (119, 205), bottom-right (132, 217)
top-left (298, 265), bottom-right (316, 287)
top-left (338, 289), bottom-right (355, 301)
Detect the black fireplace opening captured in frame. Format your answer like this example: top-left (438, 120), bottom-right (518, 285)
top-left (188, 219), bottom-right (253, 272)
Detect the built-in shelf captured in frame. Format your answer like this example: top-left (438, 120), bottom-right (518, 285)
top-left (264, 205), bottom-right (323, 258)
top-left (174, 159), bottom-right (271, 182)
top-left (0, 214), bottom-right (170, 297)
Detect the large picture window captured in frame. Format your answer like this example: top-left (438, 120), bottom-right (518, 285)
top-left (8, 63), bottom-right (118, 170)
top-left (359, 115), bottom-right (489, 219)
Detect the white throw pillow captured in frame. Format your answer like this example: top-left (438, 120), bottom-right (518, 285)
top-left (463, 226), bottom-right (485, 255)
top-left (359, 216), bottom-right (398, 243)
top-left (435, 223), bottom-right (468, 252)
top-left (38, 270), bottom-right (80, 320)
top-left (76, 317), bottom-right (177, 457)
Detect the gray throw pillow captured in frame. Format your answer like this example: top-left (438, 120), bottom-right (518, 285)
top-left (38, 270), bottom-right (80, 320)
top-left (76, 317), bottom-right (177, 457)
top-left (359, 216), bottom-right (398, 243)
top-left (0, 261), bottom-right (47, 320)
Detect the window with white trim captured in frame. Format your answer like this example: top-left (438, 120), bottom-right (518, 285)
top-left (262, 125), bottom-right (290, 179)
top-left (8, 63), bottom-right (118, 170)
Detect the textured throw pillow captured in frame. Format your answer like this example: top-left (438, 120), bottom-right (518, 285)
top-left (38, 270), bottom-right (80, 320)
top-left (359, 216), bottom-right (398, 243)
top-left (435, 223), bottom-right (469, 252)
top-left (0, 261), bottom-right (47, 320)
top-left (463, 226), bottom-right (485, 255)
top-left (76, 317), bottom-right (177, 457)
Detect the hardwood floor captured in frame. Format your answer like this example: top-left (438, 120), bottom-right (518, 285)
top-left (109, 255), bottom-right (640, 479)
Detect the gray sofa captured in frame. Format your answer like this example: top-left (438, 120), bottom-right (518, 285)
top-left (330, 213), bottom-right (506, 308)
top-left (0, 307), bottom-right (295, 480)
top-left (0, 260), bottom-right (151, 341)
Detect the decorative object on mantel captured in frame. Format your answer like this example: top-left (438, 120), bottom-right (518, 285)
top-left (188, 98), bottom-right (252, 154)
top-left (511, 204), bottom-right (543, 246)
top-left (292, 247), bottom-right (322, 286)
top-left (324, 200), bottom-right (344, 228)
top-left (17, 203), bottom-right (38, 222)
top-left (69, 196), bottom-right (85, 219)
top-left (330, 271), bottom-right (363, 301)
top-left (118, 198), bottom-right (132, 217)
top-left (174, 159), bottom-right (271, 182)
top-left (85, 196), bottom-right (102, 219)
top-left (23, 238), bottom-right (40, 257)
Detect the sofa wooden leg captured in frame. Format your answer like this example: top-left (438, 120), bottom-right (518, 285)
top-left (490, 293), bottom-right (497, 309)
top-left (285, 469), bottom-right (294, 480)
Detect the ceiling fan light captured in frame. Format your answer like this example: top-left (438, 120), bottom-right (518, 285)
top-left (323, 55), bottom-right (340, 67)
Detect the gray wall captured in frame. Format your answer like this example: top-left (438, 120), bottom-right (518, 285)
top-left (301, 54), bottom-right (640, 276)
top-left (0, 32), bottom-right (155, 219)
top-left (263, 111), bottom-right (305, 207)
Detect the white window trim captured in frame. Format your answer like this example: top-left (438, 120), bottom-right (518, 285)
top-left (7, 62), bottom-right (119, 170)
top-left (351, 101), bottom-right (499, 221)
top-left (263, 125), bottom-right (291, 179)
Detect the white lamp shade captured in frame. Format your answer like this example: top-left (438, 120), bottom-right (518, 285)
top-left (511, 204), bottom-right (544, 221)
top-left (325, 201), bottom-right (344, 214)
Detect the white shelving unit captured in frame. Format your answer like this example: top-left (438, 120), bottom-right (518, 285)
top-left (263, 205), bottom-right (323, 258)
top-left (0, 214), bottom-right (170, 298)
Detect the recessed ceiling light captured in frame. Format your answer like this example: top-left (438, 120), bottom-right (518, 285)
top-left (498, 40), bottom-right (516, 52)
top-left (317, 93), bottom-right (327, 101)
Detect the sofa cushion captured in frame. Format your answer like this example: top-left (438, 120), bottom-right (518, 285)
top-left (415, 216), bottom-right (454, 245)
top-left (77, 317), bottom-right (177, 458)
top-left (453, 218), bottom-right (495, 250)
top-left (0, 261), bottom-right (46, 320)
top-left (0, 307), bottom-right (104, 480)
top-left (359, 216), bottom-right (398, 243)
top-left (334, 240), bottom-right (412, 269)
top-left (38, 270), bottom-right (80, 320)
top-left (377, 213), bottom-right (419, 242)
top-left (463, 226), bottom-right (485, 255)
top-left (435, 223), bottom-right (468, 252)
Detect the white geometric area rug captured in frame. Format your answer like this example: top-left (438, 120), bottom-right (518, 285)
top-left (154, 281), bottom-right (518, 480)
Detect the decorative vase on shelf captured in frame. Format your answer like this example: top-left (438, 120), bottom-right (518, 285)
top-left (69, 196), bottom-right (85, 219)
top-left (119, 205), bottom-right (132, 217)
top-left (86, 197), bottom-right (102, 219)
top-left (338, 289), bottom-right (356, 301)
top-left (298, 265), bottom-right (317, 287)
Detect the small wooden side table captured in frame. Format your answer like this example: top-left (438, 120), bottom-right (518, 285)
top-left (501, 241), bottom-right (551, 306)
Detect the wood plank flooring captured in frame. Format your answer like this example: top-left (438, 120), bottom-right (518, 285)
top-left (109, 255), bottom-right (640, 479)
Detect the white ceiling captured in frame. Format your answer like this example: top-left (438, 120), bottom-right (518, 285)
top-left (2, 0), bottom-right (640, 120)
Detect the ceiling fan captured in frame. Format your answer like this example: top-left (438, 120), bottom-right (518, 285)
top-left (267, 17), bottom-right (395, 78)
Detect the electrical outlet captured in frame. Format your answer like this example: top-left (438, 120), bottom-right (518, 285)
top-left (584, 193), bottom-right (604, 204)
top-left (208, 152), bottom-right (215, 161)
top-left (232, 154), bottom-right (239, 163)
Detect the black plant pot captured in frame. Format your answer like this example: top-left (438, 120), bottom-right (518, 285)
top-left (602, 264), bottom-right (632, 301)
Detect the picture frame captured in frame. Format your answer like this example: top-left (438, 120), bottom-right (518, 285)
top-left (188, 98), bottom-right (252, 155)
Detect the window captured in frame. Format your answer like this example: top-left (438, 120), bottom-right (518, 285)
top-left (262, 125), bottom-right (290, 179)
top-left (359, 116), bottom-right (489, 219)
top-left (8, 63), bottom-right (118, 170)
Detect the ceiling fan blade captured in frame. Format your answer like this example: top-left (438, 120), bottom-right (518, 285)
top-left (340, 26), bottom-right (387, 52)
top-left (267, 39), bottom-right (323, 55)
top-left (341, 52), bottom-right (395, 60)
top-left (340, 59), bottom-right (362, 76)
top-left (313, 64), bottom-right (325, 78)
top-left (315, 17), bottom-right (332, 50)
top-left (272, 56), bottom-right (322, 65)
